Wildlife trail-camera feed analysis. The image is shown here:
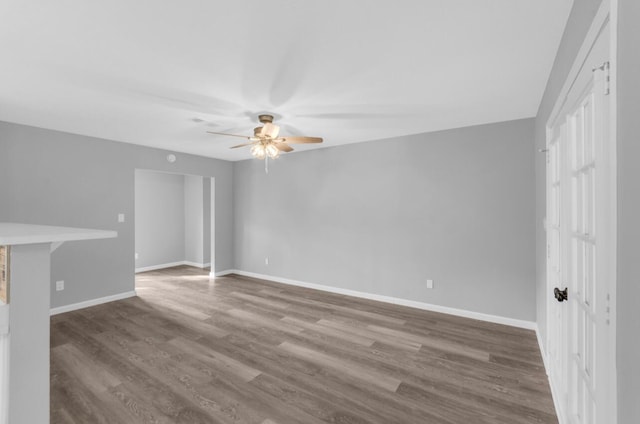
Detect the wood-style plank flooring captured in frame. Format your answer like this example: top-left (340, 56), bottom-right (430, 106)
top-left (51, 266), bottom-right (557, 424)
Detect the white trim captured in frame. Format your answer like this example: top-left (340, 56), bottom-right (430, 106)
top-left (536, 326), bottom-right (549, 371)
top-left (606, 2), bottom-right (618, 423)
top-left (536, 326), bottom-right (566, 424)
top-left (135, 260), bottom-right (210, 273)
top-left (227, 270), bottom-right (536, 330)
top-left (548, 0), bottom-right (612, 129)
top-left (50, 291), bottom-right (137, 316)
top-left (135, 261), bottom-right (185, 273)
top-left (211, 269), bottom-right (234, 278)
top-left (183, 261), bottom-right (211, 269)
top-left (209, 178), bottom-right (216, 279)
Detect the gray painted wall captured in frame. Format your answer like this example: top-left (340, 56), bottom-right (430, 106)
top-left (203, 177), bottom-right (212, 265)
top-left (233, 119), bottom-right (536, 321)
top-left (533, 0), bottom-right (603, 348)
top-left (184, 175), bottom-right (204, 265)
top-left (135, 170), bottom-right (185, 268)
top-left (616, 1), bottom-right (640, 421)
top-left (0, 121), bottom-right (233, 308)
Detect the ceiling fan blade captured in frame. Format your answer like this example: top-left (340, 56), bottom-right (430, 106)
top-left (277, 136), bottom-right (323, 144)
top-left (206, 131), bottom-right (251, 139)
top-left (260, 123), bottom-right (280, 139)
top-left (274, 143), bottom-right (294, 152)
top-left (230, 142), bottom-right (256, 149)
top-left (294, 112), bottom-right (408, 119)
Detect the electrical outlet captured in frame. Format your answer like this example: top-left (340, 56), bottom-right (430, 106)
top-left (426, 279), bottom-right (434, 289)
top-left (135, 252), bottom-right (139, 260)
top-left (265, 257), bottom-right (269, 265)
top-left (118, 213), bottom-right (125, 223)
top-left (56, 280), bottom-right (64, 291)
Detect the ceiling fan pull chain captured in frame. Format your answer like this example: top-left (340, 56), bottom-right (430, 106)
top-left (265, 156), bottom-right (269, 174)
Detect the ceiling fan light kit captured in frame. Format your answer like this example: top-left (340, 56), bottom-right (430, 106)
top-left (207, 114), bottom-right (323, 161)
top-left (250, 142), bottom-right (280, 160)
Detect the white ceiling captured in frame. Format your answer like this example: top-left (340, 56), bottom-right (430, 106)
top-left (0, 0), bottom-right (573, 161)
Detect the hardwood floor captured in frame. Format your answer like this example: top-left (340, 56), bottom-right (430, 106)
top-left (50, 266), bottom-right (557, 424)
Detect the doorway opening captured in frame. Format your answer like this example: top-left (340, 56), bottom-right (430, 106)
top-left (133, 169), bottom-right (215, 281)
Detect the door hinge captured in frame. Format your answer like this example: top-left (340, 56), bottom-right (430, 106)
top-left (547, 243), bottom-right (551, 259)
top-left (593, 61), bottom-right (610, 95)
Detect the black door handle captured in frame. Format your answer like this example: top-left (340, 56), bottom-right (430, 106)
top-left (554, 287), bottom-right (568, 302)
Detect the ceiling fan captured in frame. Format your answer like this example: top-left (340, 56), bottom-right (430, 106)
top-left (207, 114), bottom-right (323, 159)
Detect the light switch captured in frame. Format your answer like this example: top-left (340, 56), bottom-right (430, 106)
top-left (118, 213), bottom-right (125, 223)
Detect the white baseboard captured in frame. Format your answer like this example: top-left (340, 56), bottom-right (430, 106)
top-left (50, 291), bottom-right (137, 316)
top-left (536, 326), bottom-right (549, 371)
top-left (211, 269), bottom-right (235, 278)
top-left (536, 326), bottom-right (566, 424)
top-left (226, 270), bottom-right (537, 330)
top-left (183, 261), bottom-right (211, 269)
top-left (135, 261), bottom-right (185, 273)
top-left (136, 261), bottom-right (210, 273)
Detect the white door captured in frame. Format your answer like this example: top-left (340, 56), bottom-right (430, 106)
top-left (547, 122), bottom-right (567, 411)
top-left (546, 19), bottom-right (615, 424)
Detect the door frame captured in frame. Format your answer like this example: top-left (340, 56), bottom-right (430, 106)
top-left (133, 170), bottom-right (215, 275)
top-left (544, 0), bottom-right (618, 422)
top-left (209, 177), bottom-right (216, 277)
